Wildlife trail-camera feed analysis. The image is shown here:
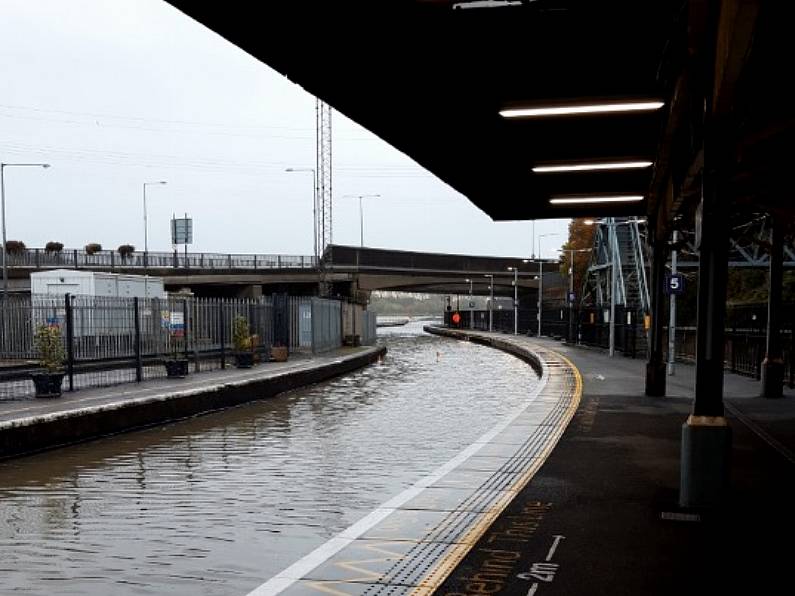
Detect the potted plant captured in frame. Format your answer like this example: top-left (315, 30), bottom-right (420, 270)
top-left (5, 240), bottom-right (26, 255)
top-left (232, 315), bottom-right (255, 368)
top-left (31, 324), bottom-right (66, 398)
top-left (118, 244), bottom-right (135, 259)
top-left (85, 242), bottom-right (102, 255)
top-left (45, 241), bottom-right (64, 254)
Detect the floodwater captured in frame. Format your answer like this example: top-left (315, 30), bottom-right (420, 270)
top-left (0, 321), bottom-right (538, 595)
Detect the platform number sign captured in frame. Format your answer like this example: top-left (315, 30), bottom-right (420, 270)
top-left (665, 273), bottom-right (685, 296)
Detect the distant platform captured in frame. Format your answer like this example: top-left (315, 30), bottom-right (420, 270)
top-left (376, 317), bottom-right (410, 328)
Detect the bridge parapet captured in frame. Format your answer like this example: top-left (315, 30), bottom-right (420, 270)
top-left (4, 247), bottom-right (318, 272)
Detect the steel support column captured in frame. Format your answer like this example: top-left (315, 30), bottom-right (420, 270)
top-left (645, 235), bottom-right (667, 396)
top-left (761, 217), bottom-right (784, 397)
top-left (680, 0), bottom-right (732, 509)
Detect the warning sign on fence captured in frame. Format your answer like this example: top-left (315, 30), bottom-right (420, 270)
top-left (169, 311), bottom-right (185, 337)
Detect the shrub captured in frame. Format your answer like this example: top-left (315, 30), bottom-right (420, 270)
top-left (4, 240), bottom-right (26, 254)
top-left (34, 324), bottom-right (66, 372)
top-left (85, 243), bottom-right (102, 255)
top-left (118, 244), bottom-right (135, 258)
top-left (232, 315), bottom-right (252, 352)
top-left (45, 241), bottom-right (64, 254)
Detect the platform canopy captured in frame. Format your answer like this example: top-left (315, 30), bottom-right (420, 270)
top-left (167, 0), bottom-right (794, 227)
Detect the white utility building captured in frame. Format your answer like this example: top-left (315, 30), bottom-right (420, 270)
top-left (30, 269), bottom-right (166, 299)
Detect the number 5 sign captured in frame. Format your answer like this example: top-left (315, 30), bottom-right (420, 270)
top-left (665, 273), bottom-right (685, 295)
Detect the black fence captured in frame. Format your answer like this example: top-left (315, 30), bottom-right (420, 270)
top-left (442, 301), bottom-right (795, 386)
top-left (0, 294), bottom-right (344, 400)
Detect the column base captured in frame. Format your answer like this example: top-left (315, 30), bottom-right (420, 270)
top-left (760, 357), bottom-right (785, 398)
top-left (645, 360), bottom-right (666, 397)
top-left (679, 416), bottom-right (732, 509)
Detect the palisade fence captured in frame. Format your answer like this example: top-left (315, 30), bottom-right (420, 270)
top-left (311, 298), bottom-right (342, 353)
top-left (361, 311), bottom-right (378, 346)
top-left (0, 294), bottom-right (345, 399)
top-left (443, 301), bottom-right (795, 386)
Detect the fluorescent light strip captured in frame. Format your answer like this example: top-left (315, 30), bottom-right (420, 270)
top-left (500, 101), bottom-right (664, 118)
top-left (549, 196), bottom-right (644, 205)
top-left (533, 161), bottom-right (652, 173)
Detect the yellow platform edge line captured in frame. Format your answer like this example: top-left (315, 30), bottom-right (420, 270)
top-left (410, 344), bottom-right (583, 595)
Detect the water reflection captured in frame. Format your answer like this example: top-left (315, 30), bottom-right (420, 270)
top-left (0, 320), bottom-right (538, 595)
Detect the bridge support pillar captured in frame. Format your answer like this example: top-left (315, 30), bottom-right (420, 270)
top-left (761, 217), bottom-right (784, 398)
top-left (645, 235), bottom-right (667, 396)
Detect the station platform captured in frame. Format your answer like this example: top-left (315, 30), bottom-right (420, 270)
top-left (252, 328), bottom-right (794, 596)
top-left (0, 345), bottom-right (385, 459)
top-left (436, 332), bottom-right (795, 596)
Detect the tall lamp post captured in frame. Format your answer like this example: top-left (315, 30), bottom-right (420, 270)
top-left (484, 274), bottom-right (494, 332)
top-left (1, 162), bottom-right (51, 300)
top-left (285, 168), bottom-right (319, 261)
top-left (465, 278), bottom-right (474, 329)
top-left (342, 194), bottom-right (381, 247)
top-left (507, 262), bottom-right (529, 336)
top-left (143, 181), bottom-right (167, 298)
top-left (536, 233), bottom-right (559, 337)
top-left (563, 247), bottom-right (592, 344)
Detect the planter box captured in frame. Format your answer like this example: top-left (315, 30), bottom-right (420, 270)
top-left (271, 346), bottom-right (288, 362)
top-left (31, 372), bottom-right (65, 398)
top-left (165, 359), bottom-right (189, 378)
top-left (234, 352), bottom-right (255, 369)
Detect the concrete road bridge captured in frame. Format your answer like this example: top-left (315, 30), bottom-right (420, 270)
top-left (5, 244), bottom-right (560, 299)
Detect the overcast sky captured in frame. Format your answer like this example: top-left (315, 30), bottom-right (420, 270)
top-left (0, 0), bottom-right (568, 259)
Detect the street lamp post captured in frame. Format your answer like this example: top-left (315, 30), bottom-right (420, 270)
top-left (143, 181), bottom-right (167, 299)
top-left (564, 248), bottom-right (592, 344)
top-left (342, 194), bottom-right (381, 247)
top-left (1, 163), bottom-right (51, 300)
top-left (285, 168), bottom-right (319, 261)
top-left (668, 229), bottom-right (678, 375)
top-left (484, 274), bottom-right (494, 332)
top-left (465, 278), bottom-right (474, 329)
top-left (507, 266), bottom-right (519, 335)
top-left (536, 233), bottom-right (559, 337)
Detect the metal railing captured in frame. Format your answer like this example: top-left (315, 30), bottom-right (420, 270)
top-left (3, 247), bottom-right (318, 271)
top-left (0, 292), bottom-right (348, 399)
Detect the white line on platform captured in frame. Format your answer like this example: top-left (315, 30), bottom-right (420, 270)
top-left (245, 352), bottom-right (550, 596)
top-left (546, 535), bottom-right (565, 561)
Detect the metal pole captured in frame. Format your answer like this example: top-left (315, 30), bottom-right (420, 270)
top-left (0, 165), bottom-right (7, 301)
top-left (488, 276), bottom-right (493, 332)
top-left (609, 221), bottom-right (616, 357)
top-left (513, 268), bottom-right (518, 335)
top-left (359, 196), bottom-right (364, 247)
top-left (133, 297), bottom-right (142, 383)
top-left (313, 170), bottom-right (318, 260)
top-left (568, 249), bottom-right (576, 343)
top-left (469, 279), bottom-right (474, 330)
top-left (143, 184), bottom-right (148, 299)
top-left (1, 163), bottom-right (50, 300)
top-left (65, 293), bottom-right (75, 391)
top-left (667, 230), bottom-right (678, 375)
top-left (537, 261), bottom-right (543, 337)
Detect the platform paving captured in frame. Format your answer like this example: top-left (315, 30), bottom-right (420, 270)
top-left (249, 328), bottom-right (795, 595)
top-left (0, 345), bottom-right (385, 458)
top-left (431, 332), bottom-right (795, 596)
